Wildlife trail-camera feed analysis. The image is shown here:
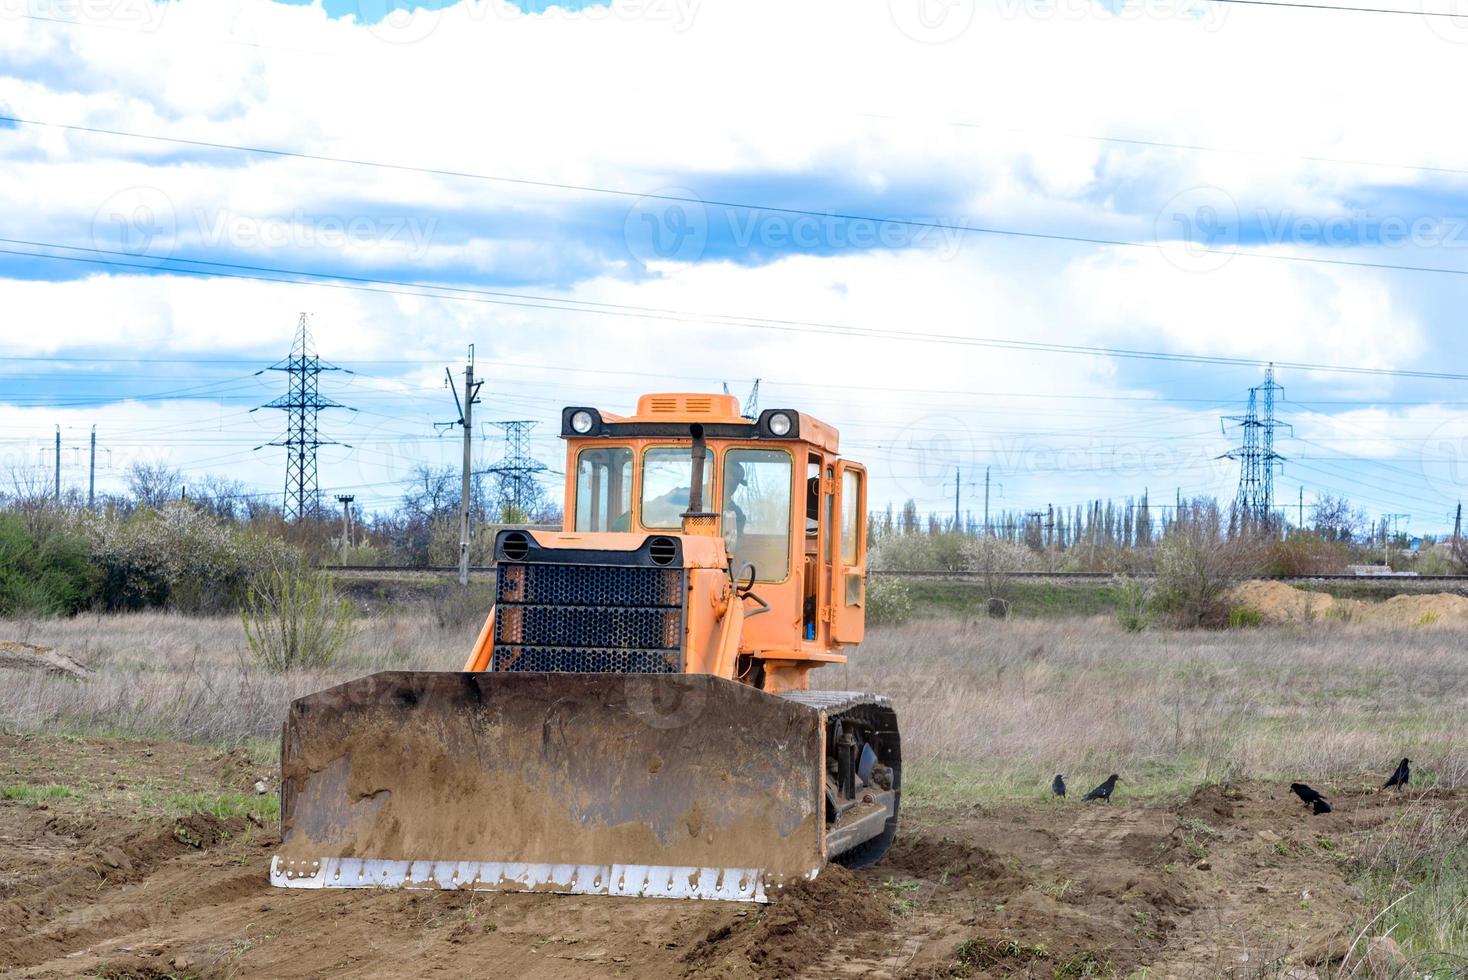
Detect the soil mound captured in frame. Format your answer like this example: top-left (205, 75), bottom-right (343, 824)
top-left (1229, 580), bottom-right (1344, 624)
top-left (886, 834), bottom-right (1014, 892)
top-left (1229, 580), bottom-right (1468, 627)
top-left (684, 864), bottom-right (891, 976)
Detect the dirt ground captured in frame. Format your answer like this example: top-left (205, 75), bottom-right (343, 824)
top-left (0, 734), bottom-right (1453, 979)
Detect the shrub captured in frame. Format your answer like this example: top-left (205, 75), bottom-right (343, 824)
top-left (1266, 531), bottom-right (1350, 576)
top-left (0, 513), bottom-right (93, 616)
top-left (241, 562), bottom-right (355, 672)
top-left (431, 583), bottom-right (496, 630)
top-left (866, 575), bottom-right (914, 627)
top-left (1227, 606), bottom-right (1264, 629)
top-left (87, 504), bottom-right (297, 613)
top-left (1114, 576), bottom-right (1155, 633)
top-left (1153, 523), bottom-right (1265, 628)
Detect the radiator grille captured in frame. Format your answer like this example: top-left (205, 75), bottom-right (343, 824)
top-left (492, 562), bottom-right (686, 673)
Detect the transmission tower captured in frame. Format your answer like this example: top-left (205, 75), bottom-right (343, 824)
top-left (722, 379), bottom-right (761, 418)
top-left (253, 314), bottom-right (353, 521)
top-left (1219, 363), bottom-right (1290, 529)
top-left (485, 420), bottom-right (548, 519)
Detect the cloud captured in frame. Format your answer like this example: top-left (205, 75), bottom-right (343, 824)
top-left (2, 0), bottom-right (1465, 525)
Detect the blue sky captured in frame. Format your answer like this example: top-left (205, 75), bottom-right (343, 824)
top-left (2, 0), bottom-right (1467, 532)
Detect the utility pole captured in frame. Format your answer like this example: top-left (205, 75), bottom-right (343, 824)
top-left (983, 466), bottom-right (990, 535)
top-left (953, 467), bottom-right (960, 530)
top-left (438, 346), bottom-right (482, 587)
top-left (1455, 502), bottom-right (1462, 541)
top-left (53, 426), bottom-right (61, 500)
top-left (1384, 513), bottom-right (1408, 565)
top-left (1298, 486), bottom-right (1304, 530)
top-left (88, 426), bottom-right (97, 509)
top-left (336, 494), bottom-right (355, 564)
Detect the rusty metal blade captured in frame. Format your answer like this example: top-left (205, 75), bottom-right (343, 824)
top-left (273, 672), bottom-right (826, 901)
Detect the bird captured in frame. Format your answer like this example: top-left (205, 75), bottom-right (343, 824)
top-left (1383, 758), bottom-right (1411, 791)
top-left (1052, 774), bottom-right (1066, 798)
top-left (1083, 774), bottom-right (1119, 802)
top-left (1291, 783), bottom-right (1333, 815)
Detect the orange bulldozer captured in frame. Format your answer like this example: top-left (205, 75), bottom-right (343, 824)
top-left (271, 393), bottom-right (900, 901)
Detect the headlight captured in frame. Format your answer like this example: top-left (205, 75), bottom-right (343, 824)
top-left (570, 410), bottom-right (595, 434)
top-left (767, 412), bottom-right (792, 436)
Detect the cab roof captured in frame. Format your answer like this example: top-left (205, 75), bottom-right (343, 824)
top-left (560, 393), bottom-right (839, 453)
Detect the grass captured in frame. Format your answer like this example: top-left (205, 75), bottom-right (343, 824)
top-left (819, 617), bottom-right (1468, 800)
top-left (0, 611), bottom-right (472, 746)
top-left (166, 790), bottom-right (279, 823)
top-left (905, 580), bottom-right (1124, 619)
top-left (1, 782), bottom-right (80, 802)
top-left (1346, 802), bottom-right (1468, 974)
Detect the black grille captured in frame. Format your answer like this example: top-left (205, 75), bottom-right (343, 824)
top-left (493, 562), bottom-right (686, 673)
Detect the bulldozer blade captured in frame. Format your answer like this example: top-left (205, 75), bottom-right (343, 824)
top-left (271, 672), bottom-right (826, 902)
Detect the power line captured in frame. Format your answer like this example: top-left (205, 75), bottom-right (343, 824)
top-left (8, 116), bottom-right (1468, 281)
top-left (1210, 0), bottom-right (1468, 17)
top-left (8, 238), bottom-right (1468, 384)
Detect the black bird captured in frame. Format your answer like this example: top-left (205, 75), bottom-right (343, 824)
top-left (1083, 774), bottom-right (1120, 802)
top-left (1383, 758), bottom-right (1411, 791)
top-left (1291, 783), bottom-right (1332, 815)
top-left (1052, 774), bottom-right (1067, 798)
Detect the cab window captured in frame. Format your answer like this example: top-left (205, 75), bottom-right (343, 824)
top-left (723, 448), bottom-right (792, 582)
top-left (574, 447), bottom-right (632, 532)
top-left (841, 468), bottom-right (862, 564)
top-left (640, 446), bottom-right (714, 529)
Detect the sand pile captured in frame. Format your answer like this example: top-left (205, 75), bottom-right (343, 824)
top-left (1229, 580), bottom-right (1346, 624)
top-left (1228, 580), bottom-right (1468, 627)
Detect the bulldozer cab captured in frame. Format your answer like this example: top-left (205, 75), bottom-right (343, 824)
top-left (553, 393), bottom-right (867, 689)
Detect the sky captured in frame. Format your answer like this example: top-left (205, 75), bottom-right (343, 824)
top-left (3, 0), bottom-right (1468, 531)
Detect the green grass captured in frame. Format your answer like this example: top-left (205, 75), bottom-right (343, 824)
top-left (1350, 812), bottom-right (1468, 973)
top-left (901, 759), bottom-right (1211, 810)
top-left (1, 782), bottom-right (81, 802)
top-left (906, 580), bottom-right (1124, 619)
top-left (166, 790), bottom-right (279, 823)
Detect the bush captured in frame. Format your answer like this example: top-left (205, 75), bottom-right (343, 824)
top-left (0, 513), bottom-right (93, 616)
top-left (88, 504), bottom-right (296, 613)
top-left (866, 575), bottom-right (914, 627)
top-left (431, 583), bottom-right (496, 630)
top-left (1153, 524), bottom-right (1266, 628)
top-left (1227, 606), bottom-right (1264, 629)
top-left (1114, 576), bottom-right (1155, 633)
top-left (1266, 531), bottom-right (1350, 576)
top-left (241, 562), bottom-right (355, 672)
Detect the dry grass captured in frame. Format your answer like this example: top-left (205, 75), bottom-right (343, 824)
top-left (821, 616), bottom-right (1468, 802)
top-left (3, 612), bottom-right (1465, 805)
top-left (0, 611), bottom-right (477, 749)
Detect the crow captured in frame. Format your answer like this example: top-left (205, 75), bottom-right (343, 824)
top-left (1052, 774), bottom-right (1067, 798)
top-left (1383, 758), bottom-right (1411, 791)
top-left (1083, 774), bottom-right (1119, 802)
top-left (1291, 783), bottom-right (1332, 815)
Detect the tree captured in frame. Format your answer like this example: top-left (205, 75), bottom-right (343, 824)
top-left (1311, 494), bottom-right (1366, 544)
top-left (125, 461), bottom-right (185, 509)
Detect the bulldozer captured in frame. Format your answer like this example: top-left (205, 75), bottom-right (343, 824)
top-left (270, 393), bottom-right (900, 902)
